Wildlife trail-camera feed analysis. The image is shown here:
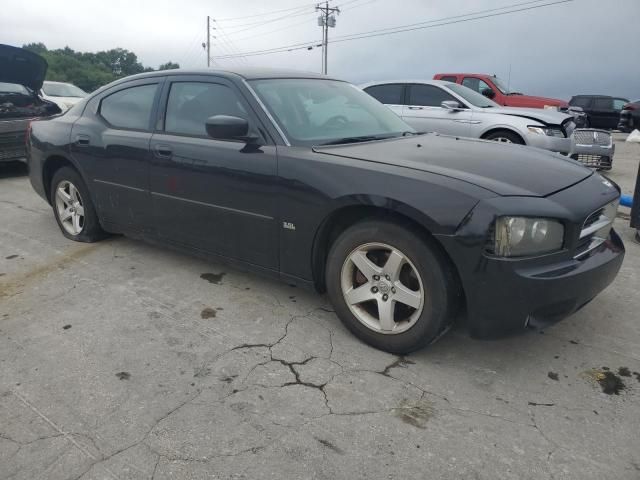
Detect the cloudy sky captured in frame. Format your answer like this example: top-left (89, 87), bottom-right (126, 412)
top-left (2, 0), bottom-right (639, 100)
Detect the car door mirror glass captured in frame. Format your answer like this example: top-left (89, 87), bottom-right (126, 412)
top-left (441, 100), bottom-right (462, 110)
top-left (205, 115), bottom-right (252, 141)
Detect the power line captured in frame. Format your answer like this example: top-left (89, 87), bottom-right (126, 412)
top-left (212, 2), bottom-right (318, 22)
top-left (212, 0), bottom-right (572, 60)
top-left (213, 6), bottom-right (315, 33)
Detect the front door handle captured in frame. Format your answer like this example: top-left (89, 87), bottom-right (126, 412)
top-left (154, 144), bottom-right (173, 159)
top-left (407, 106), bottom-right (424, 110)
top-left (75, 134), bottom-right (90, 146)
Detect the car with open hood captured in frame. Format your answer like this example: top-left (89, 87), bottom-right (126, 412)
top-left (362, 80), bottom-right (614, 169)
top-left (0, 44), bottom-right (61, 163)
top-left (26, 68), bottom-right (624, 353)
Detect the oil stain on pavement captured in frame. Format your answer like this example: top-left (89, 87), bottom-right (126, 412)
top-left (392, 399), bottom-right (434, 429)
top-left (200, 272), bottom-right (226, 284)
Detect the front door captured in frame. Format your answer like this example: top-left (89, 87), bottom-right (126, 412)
top-left (402, 84), bottom-right (473, 137)
top-left (149, 76), bottom-right (279, 269)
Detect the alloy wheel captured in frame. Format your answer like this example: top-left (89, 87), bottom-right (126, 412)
top-left (340, 242), bottom-right (425, 334)
top-left (54, 180), bottom-right (85, 235)
top-left (492, 137), bottom-right (513, 143)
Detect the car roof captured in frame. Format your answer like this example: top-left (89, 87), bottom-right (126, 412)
top-left (110, 67), bottom-right (337, 85)
top-left (360, 79), bottom-right (451, 89)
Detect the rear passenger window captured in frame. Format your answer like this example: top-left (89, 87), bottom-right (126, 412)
top-left (408, 84), bottom-right (456, 107)
top-left (593, 97), bottom-right (612, 109)
top-left (100, 84), bottom-right (158, 130)
top-left (440, 76), bottom-right (457, 83)
top-left (164, 82), bottom-right (248, 136)
top-left (364, 84), bottom-right (404, 105)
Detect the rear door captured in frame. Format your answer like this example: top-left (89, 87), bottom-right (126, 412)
top-left (402, 84), bottom-right (472, 137)
top-left (70, 78), bottom-right (162, 232)
top-left (362, 84), bottom-right (405, 117)
top-left (148, 75), bottom-right (279, 269)
top-left (589, 97), bottom-right (615, 128)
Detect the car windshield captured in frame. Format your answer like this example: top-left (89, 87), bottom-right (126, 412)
top-left (446, 83), bottom-right (499, 108)
top-left (42, 82), bottom-right (87, 98)
top-left (249, 78), bottom-right (414, 147)
top-left (491, 76), bottom-right (511, 94)
top-left (0, 82), bottom-right (29, 95)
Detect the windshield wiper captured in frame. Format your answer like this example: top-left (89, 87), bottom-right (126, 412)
top-left (319, 134), bottom-right (395, 146)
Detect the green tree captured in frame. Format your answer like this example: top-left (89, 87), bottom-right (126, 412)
top-left (21, 43), bottom-right (178, 92)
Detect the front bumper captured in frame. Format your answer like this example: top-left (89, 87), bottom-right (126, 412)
top-left (464, 229), bottom-right (624, 338)
top-left (435, 173), bottom-right (625, 338)
top-left (525, 128), bottom-right (614, 170)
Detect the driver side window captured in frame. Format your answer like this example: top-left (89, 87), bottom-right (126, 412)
top-left (462, 77), bottom-right (492, 95)
top-left (164, 82), bottom-right (248, 137)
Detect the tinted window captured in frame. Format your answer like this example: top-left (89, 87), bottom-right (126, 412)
top-left (100, 84), bottom-right (157, 130)
top-left (440, 76), bottom-right (457, 83)
top-left (462, 77), bottom-right (493, 95)
top-left (408, 84), bottom-right (456, 107)
top-left (164, 82), bottom-right (248, 136)
top-left (593, 97), bottom-right (612, 110)
top-left (570, 97), bottom-right (591, 108)
top-left (364, 84), bottom-right (404, 105)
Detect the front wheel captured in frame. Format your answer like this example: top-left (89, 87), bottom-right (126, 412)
top-left (50, 167), bottom-right (106, 242)
top-left (484, 130), bottom-right (525, 144)
top-left (325, 220), bottom-right (458, 353)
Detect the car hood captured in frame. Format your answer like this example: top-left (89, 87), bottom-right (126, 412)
top-left (0, 44), bottom-right (48, 91)
top-left (314, 134), bottom-right (592, 197)
top-left (484, 106), bottom-right (571, 125)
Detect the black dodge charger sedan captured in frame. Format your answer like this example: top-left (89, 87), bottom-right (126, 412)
top-left (26, 68), bottom-right (625, 353)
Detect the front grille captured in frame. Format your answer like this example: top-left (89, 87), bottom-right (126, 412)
top-left (574, 200), bottom-right (618, 259)
top-left (0, 146), bottom-right (25, 161)
top-left (570, 154), bottom-right (611, 169)
top-left (0, 132), bottom-right (26, 161)
top-left (573, 130), bottom-right (611, 146)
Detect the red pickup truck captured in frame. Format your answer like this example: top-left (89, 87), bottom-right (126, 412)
top-left (433, 73), bottom-right (568, 109)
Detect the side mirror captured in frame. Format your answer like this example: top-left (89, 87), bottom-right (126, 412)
top-left (481, 88), bottom-right (496, 99)
top-left (441, 100), bottom-right (462, 110)
top-left (205, 115), bottom-right (256, 143)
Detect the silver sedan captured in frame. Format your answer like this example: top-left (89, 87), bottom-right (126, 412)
top-left (362, 80), bottom-right (614, 168)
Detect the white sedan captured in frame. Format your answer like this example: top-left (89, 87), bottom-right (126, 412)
top-left (362, 80), bottom-right (613, 167)
top-left (39, 81), bottom-right (87, 111)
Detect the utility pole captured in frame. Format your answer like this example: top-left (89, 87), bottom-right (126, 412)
top-left (206, 15), bottom-right (211, 67)
top-left (316, 2), bottom-right (339, 74)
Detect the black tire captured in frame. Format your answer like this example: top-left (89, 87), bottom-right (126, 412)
top-left (50, 166), bottom-right (106, 242)
top-left (325, 220), bottom-right (458, 354)
top-left (483, 130), bottom-right (525, 145)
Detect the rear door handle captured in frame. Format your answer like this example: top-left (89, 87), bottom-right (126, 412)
top-left (154, 144), bottom-right (173, 159)
top-left (75, 134), bottom-right (90, 146)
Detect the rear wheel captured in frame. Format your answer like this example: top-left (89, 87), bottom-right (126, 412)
top-left (50, 167), bottom-right (106, 242)
top-left (325, 220), bottom-right (457, 353)
top-left (484, 130), bottom-right (525, 144)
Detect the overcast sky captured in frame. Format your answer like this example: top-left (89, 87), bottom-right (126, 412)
top-left (2, 0), bottom-right (638, 100)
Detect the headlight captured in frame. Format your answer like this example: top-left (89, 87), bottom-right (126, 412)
top-left (490, 217), bottom-right (564, 257)
top-left (527, 126), bottom-right (565, 138)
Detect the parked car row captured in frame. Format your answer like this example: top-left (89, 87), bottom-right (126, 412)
top-left (432, 72), bottom-right (632, 132)
top-left (362, 80), bottom-right (614, 169)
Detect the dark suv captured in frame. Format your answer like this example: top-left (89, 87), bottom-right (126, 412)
top-left (569, 95), bottom-right (629, 130)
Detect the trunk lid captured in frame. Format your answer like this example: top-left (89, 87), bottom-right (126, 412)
top-left (314, 134), bottom-right (592, 197)
top-left (0, 44), bottom-right (48, 91)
